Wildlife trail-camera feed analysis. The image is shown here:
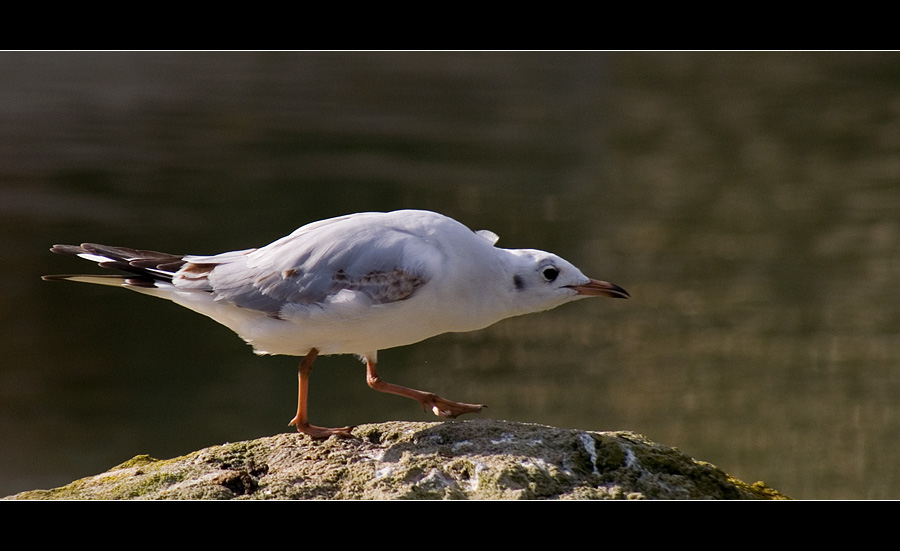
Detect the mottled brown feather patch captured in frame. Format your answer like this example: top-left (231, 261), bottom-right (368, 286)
top-left (331, 268), bottom-right (426, 303)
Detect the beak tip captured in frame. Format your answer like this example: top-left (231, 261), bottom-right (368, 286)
top-left (605, 283), bottom-right (630, 299)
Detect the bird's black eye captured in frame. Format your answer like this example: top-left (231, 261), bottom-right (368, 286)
top-left (541, 266), bottom-right (559, 282)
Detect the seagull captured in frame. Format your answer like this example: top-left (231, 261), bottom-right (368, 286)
top-left (44, 209), bottom-right (629, 438)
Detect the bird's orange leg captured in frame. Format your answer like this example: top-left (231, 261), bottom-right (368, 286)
top-left (289, 348), bottom-right (355, 439)
top-left (366, 358), bottom-right (485, 418)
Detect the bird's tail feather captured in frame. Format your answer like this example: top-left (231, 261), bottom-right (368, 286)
top-left (43, 243), bottom-right (186, 288)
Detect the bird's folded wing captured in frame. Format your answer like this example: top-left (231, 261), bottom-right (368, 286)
top-left (178, 220), bottom-right (435, 316)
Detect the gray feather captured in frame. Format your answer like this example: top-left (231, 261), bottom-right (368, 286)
top-left (176, 213), bottom-right (438, 316)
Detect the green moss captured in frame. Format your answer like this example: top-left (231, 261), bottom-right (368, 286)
top-left (110, 454), bottom-right (160, 470)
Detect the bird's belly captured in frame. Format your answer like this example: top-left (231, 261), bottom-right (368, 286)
top-left (158, 286), bottom-right (498, 358)
top-left (232, 309), bottom-right (450, 357)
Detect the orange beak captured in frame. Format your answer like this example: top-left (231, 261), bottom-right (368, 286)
top-left (567, 279), bottom-right (630, 299)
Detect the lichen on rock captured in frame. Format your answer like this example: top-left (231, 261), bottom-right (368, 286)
top-left (6, 419), bottom-right (787, 500)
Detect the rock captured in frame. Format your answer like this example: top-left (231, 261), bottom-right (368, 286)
top-left (5, 419), bottom-right (787, 500)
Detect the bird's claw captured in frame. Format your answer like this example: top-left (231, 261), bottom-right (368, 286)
top-left (289, 417), bottom-right (356, 439)
top-left (423, 394), bottom-right (485, 419)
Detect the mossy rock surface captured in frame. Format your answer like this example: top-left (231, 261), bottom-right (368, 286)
top-left (6, 419), bottom-right (787, 500)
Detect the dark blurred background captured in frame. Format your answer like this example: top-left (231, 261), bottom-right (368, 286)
top-left (3, 52), bottom-right (900, 499)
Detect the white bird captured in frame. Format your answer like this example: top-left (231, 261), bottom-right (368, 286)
top-left (44, 209), bottom-right (629, 438)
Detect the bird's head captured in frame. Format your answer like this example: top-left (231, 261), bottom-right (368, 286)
top-left (504, 249), bottom-right (629, 314)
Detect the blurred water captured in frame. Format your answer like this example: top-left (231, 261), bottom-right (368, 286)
top-left (3, 52), bottom-right (900, 498)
